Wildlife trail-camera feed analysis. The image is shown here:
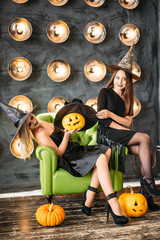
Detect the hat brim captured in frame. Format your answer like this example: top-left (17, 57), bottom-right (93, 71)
top-left (13, 104), bottom-right (38, 141)
top-left (54, 102), bottom-right (98, 131)
top-left (107, 65), bottom-right (141, 81)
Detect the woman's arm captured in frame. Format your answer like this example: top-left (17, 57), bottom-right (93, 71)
top-left (96, 109), bottom-right (133, 128)
top-left (34, 128), bottom-right (79, 157)
top-left (97, 88), bottom-right (132, 128)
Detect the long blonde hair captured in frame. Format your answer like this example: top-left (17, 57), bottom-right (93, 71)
top-left (106, 69), bottom-right (134, 116)
top-left (18, 121), bottom-right (34, 160)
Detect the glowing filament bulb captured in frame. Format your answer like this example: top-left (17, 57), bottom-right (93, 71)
top-left (54, 67), bottom-right (60, 73)
top-left (17, 66), bottom-right (23, 73)
top-left (126, 29), bottom-right (137, 39)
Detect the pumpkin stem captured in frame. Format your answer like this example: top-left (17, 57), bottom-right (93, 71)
top-left (126, 185), bottom-right (134, 194)
top-left (49, 203), bottom-right (54, 212)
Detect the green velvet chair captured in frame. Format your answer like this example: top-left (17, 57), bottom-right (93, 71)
top-left (35, 113), bottom-right (128, 202)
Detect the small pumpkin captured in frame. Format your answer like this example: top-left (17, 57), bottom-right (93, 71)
top-left (36, 203), bottom-right (65, 226)
top-left (62, 112), bottom-right (85, 130)
top-left (118, 186), bottom-right (148, 218)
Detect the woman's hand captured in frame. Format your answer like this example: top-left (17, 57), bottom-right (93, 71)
top-left (64, 128), bottom-right (82, 135)
top-left (96, 110), bottom-right (111, 119)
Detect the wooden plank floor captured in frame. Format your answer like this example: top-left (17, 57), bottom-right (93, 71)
top-left (0, 187), bottom-right (160, 240)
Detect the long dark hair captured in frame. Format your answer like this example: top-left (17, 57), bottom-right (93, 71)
top-left (106, 69), bottom-right (134, 116)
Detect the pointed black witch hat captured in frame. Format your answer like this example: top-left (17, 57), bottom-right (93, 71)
top-left (0, 101), bottom-right (37, 141)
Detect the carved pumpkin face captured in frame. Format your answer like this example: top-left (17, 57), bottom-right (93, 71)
top-left (118, 187), bottom-right (148, 218)
top-left (62, 113), bottom-right (85, 130)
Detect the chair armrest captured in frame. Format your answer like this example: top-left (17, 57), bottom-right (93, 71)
top-left (36, 145), bottom-right (58, 174)
top-left (36, 145), bottom-right (58, 195)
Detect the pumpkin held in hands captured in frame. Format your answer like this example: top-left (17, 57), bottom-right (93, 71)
top-left (62, 112), bottom-right (85, 130)
top-left (118, 186), bottom-right (148, 217)
top-left (36, 203), bottom-right (65, 226)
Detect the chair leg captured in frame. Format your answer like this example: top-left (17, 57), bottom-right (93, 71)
top-left (46, 195), bottom-right (53, 203)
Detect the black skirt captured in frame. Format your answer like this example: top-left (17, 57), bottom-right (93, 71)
top-left (50, 128), bottom-right (109, 177)
top-left (97, 123), bottom-right (136, 146)
top-left (58, 143), bottom-right (109, 177)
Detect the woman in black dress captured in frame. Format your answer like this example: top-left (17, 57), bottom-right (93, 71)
top-left (96, 46), bottom-right (160, 211)
top-left (0, 101), bottom-right (128, 225)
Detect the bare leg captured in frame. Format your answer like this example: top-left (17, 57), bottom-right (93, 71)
top-left (85, 167), bottom-right (99, 208)
top-left (85, 148), bottom-right (123, 216)
top-left (95, 150), bottom-right (123, 216)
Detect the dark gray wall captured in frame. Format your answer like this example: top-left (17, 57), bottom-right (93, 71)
top-left (0, 0), bottom-right (159, 192)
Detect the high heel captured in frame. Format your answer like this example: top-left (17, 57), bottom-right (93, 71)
top-left (140, 187), bottom-right (160, 211)
top-left (106, 192), bottom-right (129, 225)
top-left (140, 176), bottom-right (160, 196)
top-left (82, 185), bottom-right (97, 215)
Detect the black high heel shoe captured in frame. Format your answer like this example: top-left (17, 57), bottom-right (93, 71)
top-left (82, 185), bottom-right (97, 215)
top-left (140, 176), bottom-right (160, 196)
top-left (106, 192), bottom-right (129, 225)
top-left (140, 186), bottom-right (160, 211)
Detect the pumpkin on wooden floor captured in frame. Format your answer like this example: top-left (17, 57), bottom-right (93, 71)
top-left (118, 186), bottom-right (148, 218)
top-left (36, 203), bottom-right (65, 226)
top-left (62, 112), bottom-right (85, 130)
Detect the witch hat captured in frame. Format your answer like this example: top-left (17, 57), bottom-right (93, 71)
top-left (54, 99), bottom-right (98, 131)
top-left (107, 45), bottom-right (141, 81)
top-left (0, 101), bottom-right (37, 141)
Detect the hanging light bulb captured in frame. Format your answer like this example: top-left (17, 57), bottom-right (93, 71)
top-left (8, 57), bottom-right (32, 81)
top-left (9, 18), bottom-right (32, 41)
top-left (48, 97), bottom-right (69, 113)
top-left (119, 0), bottom-right (139, 9)
top-left (12, 0), bottom-right (28, 3)
top-left (86, 97), bottom-right (98, 111)
top-left (85, 0), bottom-right (105, 7)
top-left (133, 96), bottom-right (141, 117)
top-left (119, 24), bottom-right (140, 46)
top-left (84, 59), bottom-right (106, 82)
top-left (9, 95), bottom-right (33, 112)
top-left (10, 136), bottom-right (34, 159)
top-left (47, 20), bottom-right (70, 43)
top-left (84, 21), bottom-right (106, 44)
top-left (48, 0), bottom-right (68, 6)
top-left (47, 59), bottom-right (70, 82)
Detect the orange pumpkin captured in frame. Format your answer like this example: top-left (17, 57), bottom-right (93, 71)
top-left (118, 186), bottom-right (148, 217)
top-left (62, 112), bottom-right (85, 130)
top-left (36, 203), bottom-right (65, 226)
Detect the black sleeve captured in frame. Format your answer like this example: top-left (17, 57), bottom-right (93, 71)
top-left (97, 88), bottom-right (112, 126)
top-left (97, 88), bottom-right (108, 111)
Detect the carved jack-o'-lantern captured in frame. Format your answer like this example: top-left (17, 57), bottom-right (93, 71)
top-left (62, 113), bottom-right (85, 131)
top-left (118, 186), bottom-right (148, 218)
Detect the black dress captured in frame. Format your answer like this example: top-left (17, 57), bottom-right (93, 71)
top-left (97, 88), bottom-right (136, 146)
top-left (50, 126), bottom-right (109, 177)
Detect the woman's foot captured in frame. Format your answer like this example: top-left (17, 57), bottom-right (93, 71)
top-left (141, 185), bottom-right (160, 211)
top-left (106, 192), bottom-right (128, 225)
top-left (108, 196), bottom-right (123, 216)
top-left (82, 186), bottom-right (97, 215)
top-left (140, 176), bottom-right (160, 196)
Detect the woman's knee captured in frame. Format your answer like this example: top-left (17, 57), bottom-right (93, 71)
top-left (134, 132), bottom-right (151, 144)
top-left (96, 153), bottom-right (109, 167)
top-left (104, 148), bottom-right (112, 158)
top-left (142, 133), bottom-right (151, 144)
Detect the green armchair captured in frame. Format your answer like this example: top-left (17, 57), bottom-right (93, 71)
top-left (36, 113), bottom-right (128, 202)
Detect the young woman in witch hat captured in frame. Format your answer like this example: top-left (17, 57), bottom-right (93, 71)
top-left (96, 46), bottom-right (160, 211)
top-left (0, 100), bottom-right (129, 225)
